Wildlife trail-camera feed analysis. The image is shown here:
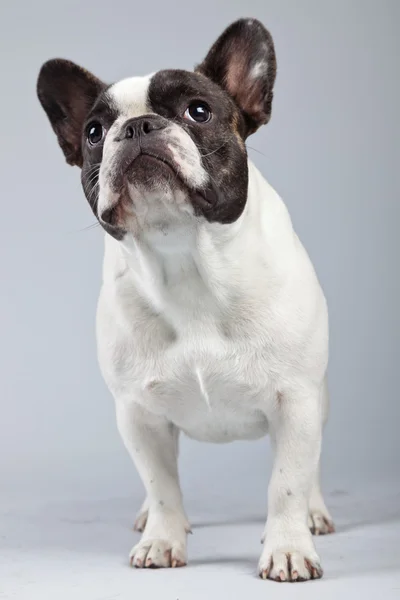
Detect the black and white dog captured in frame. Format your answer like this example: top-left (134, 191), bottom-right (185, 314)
top-left (37, 18), bottom-right (334, 582)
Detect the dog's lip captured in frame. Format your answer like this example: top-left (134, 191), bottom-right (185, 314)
top-left (125, 151), bottom-right (216, 207)
top-left (191, 187), bottom-right (217, 210)
top-left (134, 151), bottom-right (177, 176)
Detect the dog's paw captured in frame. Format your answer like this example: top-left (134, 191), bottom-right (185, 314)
top-left (259, 531), bottom-right (322, 582)
top-left (308, 509), bottom-right (335, 536)
top-left (259, 550), bottom-right (323, 582)
top-left (130, 508), bottom-right (189, 569)
top-left (130, 539), bottom-right (187, 568)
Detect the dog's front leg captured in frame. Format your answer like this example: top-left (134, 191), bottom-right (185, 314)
top-left (259, 383), bottom-right (323, 582)
top-left (116, 401), bottom-right (190, 568)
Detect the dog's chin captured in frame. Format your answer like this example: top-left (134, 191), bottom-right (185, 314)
top-left (99, 169), bottom-right (193, 240)
top-left (98, 154), bottom-right (219, 238)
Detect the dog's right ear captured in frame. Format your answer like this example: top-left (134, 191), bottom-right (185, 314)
top-left (37, 59), bottom-right (106, 167)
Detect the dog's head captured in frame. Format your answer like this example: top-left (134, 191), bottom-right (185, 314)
top-left (37, 19), bottom-right (276, 240)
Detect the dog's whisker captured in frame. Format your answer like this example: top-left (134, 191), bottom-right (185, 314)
top-left (87, 192), bottom-right (99, 211)
top-left (200, 142), bottom-right (228, 158)
top-left (75, 222), bottom-right (101, 232)
top-left (247, 145), bottom-right (266, 157)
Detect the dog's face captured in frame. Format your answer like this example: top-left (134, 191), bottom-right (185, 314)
top-left (37, 19), bottom-right (276, 240)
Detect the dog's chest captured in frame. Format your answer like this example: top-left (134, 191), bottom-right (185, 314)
top-left (104, 243), bottom-right (276, 442)
top-left (136, 328), bottom-right (271, 442)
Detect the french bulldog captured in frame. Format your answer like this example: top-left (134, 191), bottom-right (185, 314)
top-left (37, 18), bottom-right (335, 582)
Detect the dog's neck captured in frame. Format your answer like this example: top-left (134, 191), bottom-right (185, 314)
top-left (118, 199), bottom-right (250, 316)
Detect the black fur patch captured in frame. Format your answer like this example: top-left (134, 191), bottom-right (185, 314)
top-left (80, 91), bottom-right (119, 223)
top-left (148, 69), bottom-right (249, 224)
top-left (37, 59), bottom-right (125, 237)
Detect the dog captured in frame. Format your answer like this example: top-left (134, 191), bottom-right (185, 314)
top-left (37, 18), bottom-right (335, 582)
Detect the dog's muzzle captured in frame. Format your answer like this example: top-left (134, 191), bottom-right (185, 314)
top-left (100, 114), bottom-right (219, 229)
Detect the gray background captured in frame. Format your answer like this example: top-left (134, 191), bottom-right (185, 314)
top-left (0, 1), bottom-right (399, 598)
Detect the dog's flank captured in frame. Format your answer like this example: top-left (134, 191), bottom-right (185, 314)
top-left (37, 17), bottom-right (334, 581)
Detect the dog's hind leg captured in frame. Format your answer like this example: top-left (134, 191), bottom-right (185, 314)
top-left (308, 377), bottom-right (335, 535)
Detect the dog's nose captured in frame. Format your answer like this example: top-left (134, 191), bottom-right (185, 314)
top-left (122, 116), bottom-right (167, 140)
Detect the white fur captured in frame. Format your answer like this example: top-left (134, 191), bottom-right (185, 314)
top-left (95, 77), bottom-right (333, 579)
top-left (250, 60), bottom-right (268, 79)
top-left (110, 75), bottom-right (153, 117)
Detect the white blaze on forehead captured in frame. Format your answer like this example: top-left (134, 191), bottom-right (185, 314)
top-left (108, 74), bottom-right (153, 117)
top-left (100, 74), bottom-right (153, 192)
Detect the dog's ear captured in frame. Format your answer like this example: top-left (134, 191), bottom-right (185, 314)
top-left (37, 59), bottom-right (106, 167)
top-left (196, 19), bottom-right (277, 136)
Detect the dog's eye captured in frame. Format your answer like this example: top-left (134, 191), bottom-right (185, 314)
top-left (184, 102), bottom-right (211, 123)
top-left (87, 122), bottom-right (104, 146)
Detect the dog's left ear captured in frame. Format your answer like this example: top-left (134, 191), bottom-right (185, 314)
top-left (196, 18), bottom-right (277, 136)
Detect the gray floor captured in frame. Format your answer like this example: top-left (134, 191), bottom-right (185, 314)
top-left (1, 482), bottom-right (399, 599)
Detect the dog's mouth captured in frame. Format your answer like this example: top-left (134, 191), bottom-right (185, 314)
top-left (98, 149), bottom-right (219, 236)
top-left (118, 150), bottom-right (217, 210)
top-left (127, 151), bottom-right (216, 208)
top-left (130, 152), bottom-right (177, 181)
